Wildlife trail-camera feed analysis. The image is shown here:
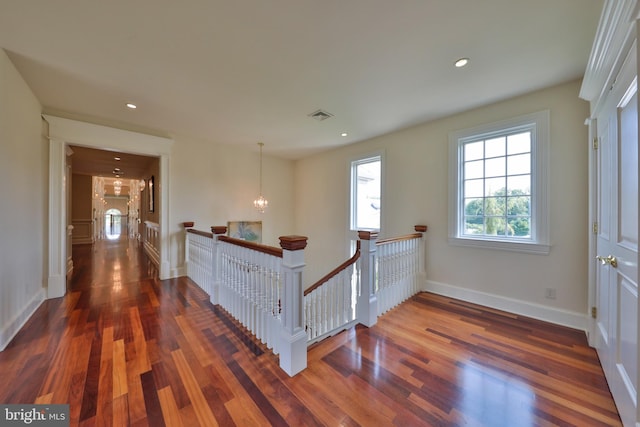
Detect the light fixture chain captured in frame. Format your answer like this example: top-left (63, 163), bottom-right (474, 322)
top-left (254, 142), bottom-right (268, 213)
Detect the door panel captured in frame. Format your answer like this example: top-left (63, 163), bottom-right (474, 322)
top-left (595, 52), bottom-right (638, 427)
top-left (596, 262), bottom-right (611, 345)
top-left (619, 91), bottom-right (638, 251)
top-left (596, 112), bottom-right (614, 364)
top-left (618, 275), bottom-right (637, 394)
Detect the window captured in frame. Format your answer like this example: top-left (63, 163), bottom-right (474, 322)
top-left (350, 154), bottom-right (382, 231)
top-left (449, 111), bottom-right (550, 254)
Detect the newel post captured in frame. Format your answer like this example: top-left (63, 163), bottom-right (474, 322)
top-left (279, 235), bottom-right (308, 376)
top-left (357, 230), bottom-right (379, 327)
top-left (210, 226), bottom-right (228, 305)
top-left (182, 222), bottom-right (195, 276)
top-left (415, 225), bottom-right (428, 291)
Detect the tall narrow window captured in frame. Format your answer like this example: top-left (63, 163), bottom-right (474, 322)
top-left (351, 155), bottom-right (382, 231)
top-left (449, 111), bottom-right (550, 254)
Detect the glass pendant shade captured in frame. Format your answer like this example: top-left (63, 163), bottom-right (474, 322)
top-left (113, 179), bottom-right (122, 196)
top-left (254, 195), bottom-right (268, 213)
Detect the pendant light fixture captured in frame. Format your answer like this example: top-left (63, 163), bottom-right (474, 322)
top-left (113, 179), bottom-right (123, 196)
top-left (253, 142), bottom-right (268, 213)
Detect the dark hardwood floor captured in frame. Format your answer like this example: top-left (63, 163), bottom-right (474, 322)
top-left (0, 238), bottom-right (622, 426)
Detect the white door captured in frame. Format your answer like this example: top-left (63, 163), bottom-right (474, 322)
top-left (594, 49), bottom-right (639, 427)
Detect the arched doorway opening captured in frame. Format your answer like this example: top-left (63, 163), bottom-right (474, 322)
top-left (105, 208), bottom-right (124, 240)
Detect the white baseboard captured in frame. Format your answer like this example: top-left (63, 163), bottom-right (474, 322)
top-left (425, 280), bottom-right (587, 332)
top-left (0, 288), bottom-right (46, 351)
top-left (170, 266), bottom-right (186, 278)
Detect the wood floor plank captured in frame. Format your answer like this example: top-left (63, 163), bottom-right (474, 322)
top-left (174, 314), bottom-right (216, 367)
top-left (140, 370), bottom-right (165, 427)
top-left (96, 326), bottom-right (113, 427)
top-left (156, 387), bottom-right (184, 427)
top-left (128, 306), bottom-right (152, 374)
top-left (234, 353), bottom-right (322, 426)
top-left (171, 348), bottom-right (219, 427)
top-left (223, 394), bottom-right (271, 426)
top-left (125, 364), bottom-right (147, 424)
top-left (112, 339), bottom-right (128, 399)
top-left (34, 392), bottom-right (54, 404)
top-left (111, 395), bottom-right (129, 427)
top-left (0, 239), bottom-right (622, 426)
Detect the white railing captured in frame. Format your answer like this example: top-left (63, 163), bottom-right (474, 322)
top-left (376, 230), bottom-right (425, 315)
top-left (143, 221), bottom-right (160, 267)
top-left (218, 238), bottom-right (283, 354)
top-left (182, 223), bottom-right (308, 377)
top-left (181, 222), bottom-right (426, 376)
top-left (304, 242), bottom-right (360, 344)
top-left (185, 229), bottom-right (215, 297)
top-left (302, 226), bottom-right (426, 344)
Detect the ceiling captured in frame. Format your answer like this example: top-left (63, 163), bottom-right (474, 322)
top-left (0, 1), bottom-right (602, 160)
top-left (69, 145), bottom-right (156, 180)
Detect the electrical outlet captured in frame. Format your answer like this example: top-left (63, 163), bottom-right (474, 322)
top-left (545, 288), bottom-right (556, 299)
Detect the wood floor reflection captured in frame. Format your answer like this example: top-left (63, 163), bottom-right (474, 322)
top-left (0, 238), bottom-right (621, 426)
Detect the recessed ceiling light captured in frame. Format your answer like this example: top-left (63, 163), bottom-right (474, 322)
top-left (454, 58), bottom-right (469, 68)
top-left (114, 157), bottom-right (121, 161)
top-left (341, 132), bottom-right (348, 137)
top-left (114, 167), bottom-right (121, 172)
top-left (126, 103), bottom-right (137, 109)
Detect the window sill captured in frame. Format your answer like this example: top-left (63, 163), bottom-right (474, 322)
top-left (448, 236), bottom-right (550, 255)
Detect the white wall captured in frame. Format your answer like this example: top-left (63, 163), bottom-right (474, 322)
top-left (295, 80), bottom-right (589, 327)
top-left (0, 42), bottom-right (589, 339)
top-left (169, 136), bottom-right (295, 276)
top-left (0, 49), bottom-right (46, 350)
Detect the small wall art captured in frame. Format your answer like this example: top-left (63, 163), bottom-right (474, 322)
top-left (227, 221), bottom-right (262, 243)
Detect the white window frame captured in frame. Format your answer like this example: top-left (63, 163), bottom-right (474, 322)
top-left (349, 151), bottom-right (384, 234)
top-left (448, 111), bottom-right (550, 254)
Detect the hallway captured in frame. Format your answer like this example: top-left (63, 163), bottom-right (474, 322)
top-left (0, 238), bottom-right (623, 426)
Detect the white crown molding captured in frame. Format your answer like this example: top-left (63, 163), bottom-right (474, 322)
top-left (43, 114), bottom-right (173, 155)
top-left (580, 0), bottom-right (638, 106)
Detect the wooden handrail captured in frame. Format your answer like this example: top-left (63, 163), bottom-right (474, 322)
top-left (219, 235), bottom-right (283, 258)
top-left (377, 232), bottom-right (423, 246)
top-left (304, 241), bottom-right (361, 296)
top-left (187, 228), bottom-right (213, 239)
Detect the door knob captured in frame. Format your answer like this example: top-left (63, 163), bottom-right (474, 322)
top-left (596, 255), bottom-right (618, 268)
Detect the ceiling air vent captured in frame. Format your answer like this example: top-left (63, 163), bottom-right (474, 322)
top-left (308, 109), bottom-right (333, 121)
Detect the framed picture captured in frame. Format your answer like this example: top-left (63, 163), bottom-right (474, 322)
top-left (227, 221), bottom-right (262, 243)
top-left (148, 175), bottom-right (155, 212)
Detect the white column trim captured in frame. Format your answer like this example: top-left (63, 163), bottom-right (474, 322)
top-left (159, 154), bottom-right (171, 279)
top-left (47, 138), bottom-right (67, 298)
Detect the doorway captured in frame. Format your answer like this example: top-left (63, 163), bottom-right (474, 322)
top-left (591, 46), bottom-right (638, 427)
top-left (46, 115), bottom-right (173, 299)
top-left (105, 208), bottom-right (125, 240)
